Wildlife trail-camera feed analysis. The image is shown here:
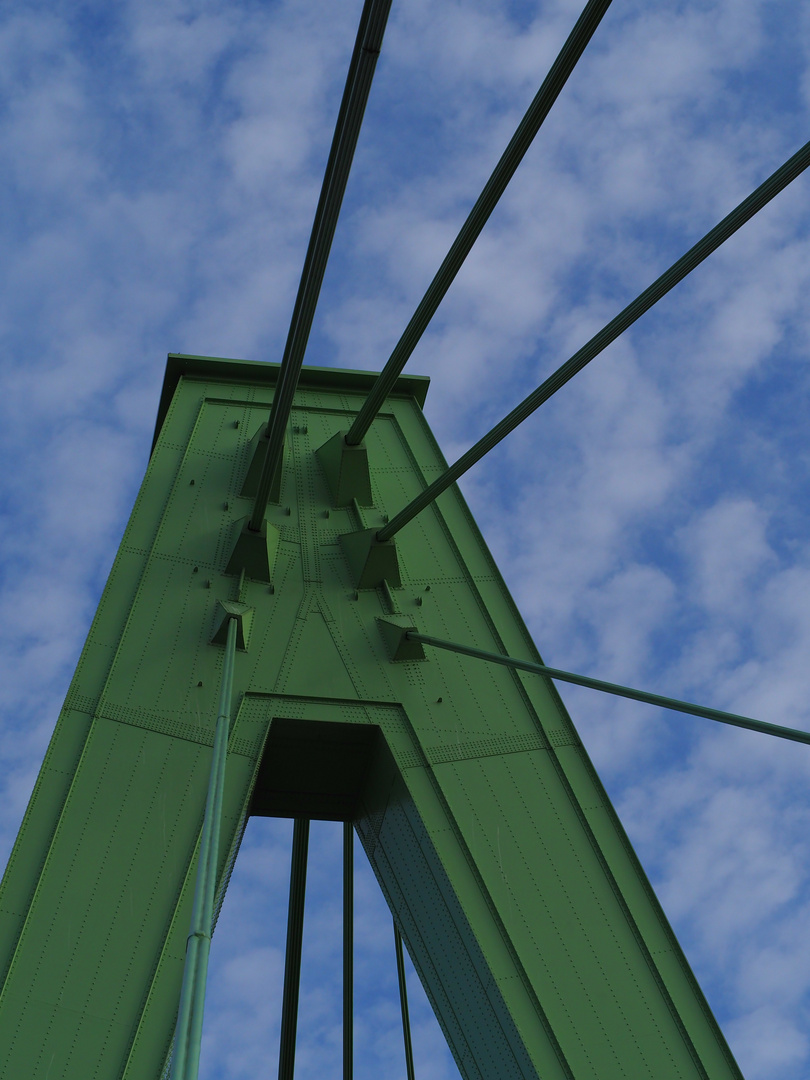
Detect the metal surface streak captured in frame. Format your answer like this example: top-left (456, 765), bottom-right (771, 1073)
top-left (377, 137), bottom-right (810, 542)
top-left (409, 632), bottom-right (810, 746)
top-left (249, 0), bottom-right (392, 531)
top-left (343, 822), bottom-right (353, 1080)
top-left (344, 0), bottom-right (613, 447)
top-left (170, 616), bottom-right (237, 1080)
top-left (278, 818), bottom-right (310, 1080)
top-left (394, 924), bottom-right (416, 1080)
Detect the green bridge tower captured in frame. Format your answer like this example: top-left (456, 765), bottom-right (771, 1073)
top-left (0, 352), bottom-right (749, 1080)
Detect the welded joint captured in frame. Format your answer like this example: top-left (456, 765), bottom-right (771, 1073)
top-left (185, 929), bottom-right (211, 946)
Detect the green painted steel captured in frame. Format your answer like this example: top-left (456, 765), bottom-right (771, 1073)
top-left (0, 355), bottom-right (744, 1080)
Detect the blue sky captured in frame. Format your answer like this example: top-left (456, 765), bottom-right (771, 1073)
top-left (1, 1), bottom-right (810, 1077)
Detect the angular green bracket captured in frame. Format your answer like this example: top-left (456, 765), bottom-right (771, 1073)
top-left (316, 430), bottom-right (372, 507)
top-left (240, 425), bottom-right (284, 502)
top-left (377, 618), bottom-right (425, 662)
top-left (339, 527), bottom-right (400, 588)
top-left (224, 517), bottom-right (280, 583)
top-left (211, 601), bottom-right (254, 652)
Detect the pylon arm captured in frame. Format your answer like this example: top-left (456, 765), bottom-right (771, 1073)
top-left (408, 632), bottom-right (810, 746)
top-left (171, 616), bottom-right (238, 1080)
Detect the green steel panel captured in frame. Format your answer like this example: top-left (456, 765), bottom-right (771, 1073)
top-left (0, 356), bottom-right (743, 1079)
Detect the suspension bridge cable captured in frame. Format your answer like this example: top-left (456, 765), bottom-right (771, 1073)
top-left (408, 632), bottom-right (810, 746)
top-left (376, 138), bottom-right (810, 542)
top-left (278, 819), bottom-right (311, 1080)
top-left (394, 924), bottom-right (416, 1080)
top-left (249, 0), bottom-right (392, 531)
top-left (343, 822), bottom-right (354, 1080)
top-left (344, 0), bottom-right (614, 447)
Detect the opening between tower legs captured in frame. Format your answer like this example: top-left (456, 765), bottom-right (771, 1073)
top-left (249, 719), bottom-right (415, 1080)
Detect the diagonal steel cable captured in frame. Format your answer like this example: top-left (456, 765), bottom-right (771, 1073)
top-left (394, 924), bottom-right (416, 1080)
top-left (249, 0), bottom-right (392, 531)
top-left (377, 138), bottom-right (810, 542)
top-left (344, 0), bottom-right (614, 446)
top-left (343, 822), bottom-right (354, 1080)
top-left (409, 632), bottom-right (810, 746)
top-left (278, 819), bottom-right (310, 1080)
